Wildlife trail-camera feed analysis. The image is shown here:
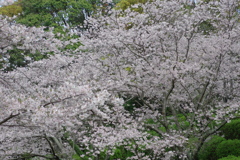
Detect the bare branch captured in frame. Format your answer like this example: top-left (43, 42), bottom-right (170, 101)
top-left (0, 113), bottom-right (20, 125)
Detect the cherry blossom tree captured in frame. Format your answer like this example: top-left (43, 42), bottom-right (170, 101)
top-left (0, 0), bottom-right (240, 160)
top-left (0, 0), bottom-right (15, 7)
top-left (0, 14), bottom-right (63, 71)
top-left (78, 0), bottom-right (240, 158)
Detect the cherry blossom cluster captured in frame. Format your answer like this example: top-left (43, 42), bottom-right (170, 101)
top-left (0, 0), bottom-right (240, 159)
top-left (0, 15), bottom-right (63, 70)
top-left (0, 0), bottom-right (15, 6)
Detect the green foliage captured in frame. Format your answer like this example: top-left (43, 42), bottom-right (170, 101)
top-left (0, 29), bottom-right (81, 71)
top-left (0, 1), bottom-right (22, 17)
top-left (115, 0), bottom-right (148, 13)
top-left (68, 139), bottom-right (84, 158)
top-left (216, 139), bottom-right (240, 159)
top-left (123, 95), bottom-right (144, 112)
top-left (177, 114), bottom-right (190, 130)
top-left (16, 0), bottom-right (95, 30)
top-left (109, 145), bottom-right (134, 160)
top-left (0, 47), bottom-right (53, 72)
top-left (71, 144), bottom-right (135, 160)
top-left (115, 0), bottom-right (149, 15)
top-left (17, 12), bottom-right (53, 27)
top-left (63, 130), bottom-right (84, 158)
top-left (59, 34), bottom-right (83, 52)
top-left (218, 155), bottom-right (240, 160)
top-left (1, 48), bottom-right (25, 71)
top-left (198, 20), bottom-right (216, 35)
top-left (144, 118), bottom-right (166, 136)
top-left (67, 117), bottom-right (240, 160)
top-left (198, 136), bottom-right (226, 160)
top-left (220, 119), bottom-right (240, 140)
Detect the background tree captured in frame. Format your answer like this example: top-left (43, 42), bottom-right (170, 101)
top-left (15, 0), bottom-right (103, 30)
top-left (0, 0), bottom-right (22, 17)
top-left (115, 0), bottom-right (148, 11)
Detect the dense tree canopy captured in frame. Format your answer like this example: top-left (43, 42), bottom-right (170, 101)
top-left (15, 0), bottom-right (95, 29)
top-left (0, 0), bottom-right (240, 160)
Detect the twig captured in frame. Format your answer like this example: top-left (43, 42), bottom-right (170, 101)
top-left (0, 113), bottom-right (20, 125)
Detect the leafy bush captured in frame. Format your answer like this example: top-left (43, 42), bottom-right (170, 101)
top-left (198, 136), bottom-right (226, 160)
top-left (216, 139), bottom-right (240, 159)
top-left (123, 95), bottom-right (144, 112)
top-left (0, 48), bottom-right (53, 72)
top-left (220, 119), bottom-right (240, 140)
top-left (109, 145), bottom-right (135, 160)
top-left (218, 155), bottom-right (240, 160)
top-left (72, 145), bottom-right (135, 160)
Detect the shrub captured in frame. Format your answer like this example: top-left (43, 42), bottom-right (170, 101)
top-left (218, 155), bottom-right (240, 160)
top-left (216, 139), bottom-right (240, 159)
top-left (123, 96), bottom-right (143, 112)
top-left (220, 119), bottom-right (240, 140)
top-left (198, 136), bottom-right (226, 160)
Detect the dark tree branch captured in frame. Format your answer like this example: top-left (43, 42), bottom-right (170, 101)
top-left (0, 113), bottom-right (20, 125)
top-left (9, 153), bottom-right (57, 160)
top-left (192, 120), bottom-right (228, 160)
top-left (44, 134), bottom-right (60, 160)
top-left (144, 124), bottom-right (164, 136)
top-left (42, 94), bottom-right (83, 107)
top-left (0, 124), bottom-right (39, 128)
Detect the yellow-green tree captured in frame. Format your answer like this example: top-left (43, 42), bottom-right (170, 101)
top-left (115, 0), bottom-right (148, 11)
top-left (0, 1), bottom-right (22, 17)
